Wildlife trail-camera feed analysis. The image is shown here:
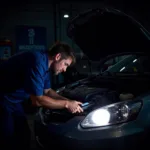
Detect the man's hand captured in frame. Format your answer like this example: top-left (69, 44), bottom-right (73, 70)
top-left (65, 100), bottom-right (83, 113)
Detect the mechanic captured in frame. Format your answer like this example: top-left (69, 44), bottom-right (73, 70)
top-left (0, 41), bottom-right (83, 150)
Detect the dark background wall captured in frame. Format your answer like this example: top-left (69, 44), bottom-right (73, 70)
top-left (0, 0), bottom-right (149, 55)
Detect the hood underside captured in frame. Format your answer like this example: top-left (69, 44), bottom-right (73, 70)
top-left (67, 8), bottom-right (150, 61)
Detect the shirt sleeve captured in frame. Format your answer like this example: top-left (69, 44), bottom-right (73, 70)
top-left (24, 63), bottom-right (45, 96)
top-left (44, 71), bottom-right (51, 89)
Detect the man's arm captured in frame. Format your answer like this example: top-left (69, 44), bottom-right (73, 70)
top-left (44, 88), bottom-right (68, 100)
top-left (30, 94), bottom-right (83, 113)
top-left (30, 94), bottom-right (68, 109)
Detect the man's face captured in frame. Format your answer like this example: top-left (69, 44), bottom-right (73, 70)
top-left (52, 53), bottom-right (72, 75)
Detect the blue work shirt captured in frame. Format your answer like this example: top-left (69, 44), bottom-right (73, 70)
top-left (0, 50), bottom-right (51, 104)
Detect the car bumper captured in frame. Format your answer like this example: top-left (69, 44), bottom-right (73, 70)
top-left (34, 115), bottom-right (148, 150)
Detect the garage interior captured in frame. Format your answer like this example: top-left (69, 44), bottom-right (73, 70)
top-left (0, 0), bottom-right (150, 149)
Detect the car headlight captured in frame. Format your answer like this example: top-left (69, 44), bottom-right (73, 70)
top-left (81, 100), bottom-right (142, 128)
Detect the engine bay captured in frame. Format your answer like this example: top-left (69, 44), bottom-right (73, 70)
top-left (38, 75), bottom-right (150, 125)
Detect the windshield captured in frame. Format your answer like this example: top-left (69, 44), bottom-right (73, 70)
top-left (103, 54), bottom-right (150, 74)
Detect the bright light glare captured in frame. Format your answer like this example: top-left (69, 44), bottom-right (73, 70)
top-left (120, 66), bottom-right (125, 72)
top-left (133, 59), bottom-right (137, 63)
top-left (92, 109), bottom-right (110, 126)
top-left (63, 14), bottom-right (69, 18)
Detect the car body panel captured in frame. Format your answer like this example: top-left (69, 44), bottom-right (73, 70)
top-left (67, 8), bottom-right (150, 61)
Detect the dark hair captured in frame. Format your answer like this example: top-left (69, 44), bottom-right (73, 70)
top-left (48, 41), bottom-right (76, 66)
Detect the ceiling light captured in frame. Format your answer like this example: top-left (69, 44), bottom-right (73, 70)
top-left (63, 14), bottom-right (69, 18)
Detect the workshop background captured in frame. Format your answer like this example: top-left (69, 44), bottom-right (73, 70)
top-left (0, 0), bottom-right (149, 149)
top-left (0, 0), bottom-right (149, 88)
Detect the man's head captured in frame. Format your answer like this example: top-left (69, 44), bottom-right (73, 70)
top-left (48, 42), bottom-right (76, 75)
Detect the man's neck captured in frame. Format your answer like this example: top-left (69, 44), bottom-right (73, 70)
top-left (48, 56), bottom-right (53, 69)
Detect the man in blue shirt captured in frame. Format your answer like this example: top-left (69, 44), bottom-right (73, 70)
top-left (0, 42), bottom-right (83, 149)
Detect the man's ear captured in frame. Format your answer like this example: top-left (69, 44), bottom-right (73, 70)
top-left (55, 53), bottom-right (61, 61)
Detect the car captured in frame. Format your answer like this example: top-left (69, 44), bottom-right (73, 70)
top-left (34, 7), bottom-right (150, 150)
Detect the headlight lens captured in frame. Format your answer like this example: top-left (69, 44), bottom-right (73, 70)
top-left (81, 100), bottom-right (142, 128)
top-left (92, 109), bottom-right (111, 126)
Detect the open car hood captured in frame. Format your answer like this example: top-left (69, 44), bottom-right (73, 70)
top-left (67, 8), bottom-right (150, 61)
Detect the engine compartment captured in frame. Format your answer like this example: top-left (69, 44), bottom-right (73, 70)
top-left (38, 74), bottom-right (150, 125)
top-left (61, 84), bottom-right (120, 106)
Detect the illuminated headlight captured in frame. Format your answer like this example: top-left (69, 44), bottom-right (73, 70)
top-left (81, 100), bottom-right (142, 128)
